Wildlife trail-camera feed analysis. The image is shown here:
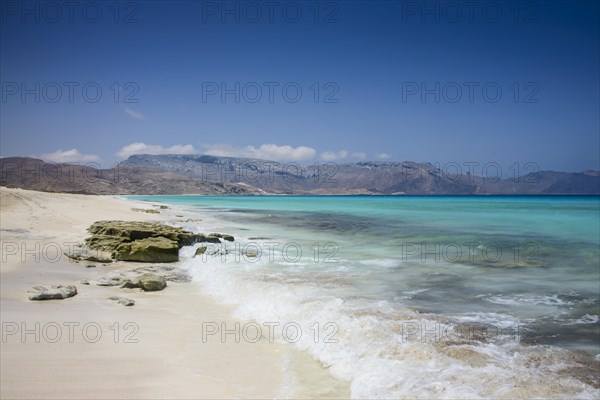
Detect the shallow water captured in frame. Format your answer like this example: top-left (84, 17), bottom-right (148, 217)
top-left (131, 195), bottom-right (600, 398)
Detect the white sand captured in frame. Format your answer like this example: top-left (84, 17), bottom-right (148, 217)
top-left (0, 188), bottom-right (286, 399)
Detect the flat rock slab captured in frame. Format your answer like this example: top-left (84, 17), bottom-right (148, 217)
top-left (121, 273), bottom-right (167, 291)
top-left (28, 285), bottom-right (77, 301)
top-left (108, 296), bottom-right (135, 306)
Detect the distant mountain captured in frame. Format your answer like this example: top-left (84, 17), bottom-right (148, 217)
top-left (121, 154), bottom-right (600, 195)
top-left (0, 157), bottom-right (265, 195)
top-left (1, 155), bottom-right (598, 195)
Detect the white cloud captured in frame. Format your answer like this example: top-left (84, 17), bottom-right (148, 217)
top-left (351, 152), bottom-right (367, 160)
top-left (38, 149), bottom-right (100, 163)
top-left (376, 152), bottom-right (391, 160)
top-left (117, 142), bottom-right (198, 158)
top-left (204, 143), bottom-right (316, 161)
top-left (320, 150), bottom-right (349, 161)
top-left (124, 107), bottom-right (145, 120)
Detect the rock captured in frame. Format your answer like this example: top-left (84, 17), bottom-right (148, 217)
top-left (209, 233), bottom-right (235, 242)
top-left (120, 273), bottom-right (166, 291)
top-left (108, 296), bottom-right (135, 306)
top-left (113, 237), bottom-right (179, 262)
top-left (64, 251), bottom-right (113, 263)
top-left (138, 273), bottom-right (167, 291)
top-left (80, 279), bottom-right (90, 285)
top-left (86, 264), bottom-right (96, 268)
top-left (28, 285), bottom-right (77, 301)
top-left (158, 205), bottom-right (169, 209)
top-left (163, 272), bottom-right (191, 283)
top-left (204, 236), bottom-right (222, 244)
top-left (118, 298), bottom-right (135, 306)
top-left (63, 252), bottom-right (80, 262)
top-left (97, 277), bottom-right (122, 287)
top-left (130, 265), bottom-right (190, 283)
top-left (194, 246), bottom-right (207, 257)
top-left (120, 279), bottom-right (141, 289)
top-left (87, 220), bottom-right (197, 245)
top-left (132, 265), bottom-right (174, 273)
top-left (84, 235), bottom-right (130, 252)
top-left (84, 255), bottom-right (113, 263)
top-left (131, 207), bottom-right (160, 214)
top-left (85, 221), bottom-right (213, 263)
top-left (244, 252), bottom-right (258, 258)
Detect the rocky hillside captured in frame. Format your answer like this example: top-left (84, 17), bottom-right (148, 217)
top-left (0, 157), bottom-right (265, 195)
top-left (1, 155), bottom-right (598, 195)
top-left (122, 154), bottom-right (600, 195)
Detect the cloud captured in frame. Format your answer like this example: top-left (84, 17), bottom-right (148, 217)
top-left (124, 107), bottom-right (145, 120)
top-left (351, 152), bottom-right (367, 160)
top-left (204, 143), bottom-right (316, 161)
top-left (38, 149), bottom-right (100, 163)
top-left (320, 150), bottom-right (348, 161)
top-left (376, 152), bottom-right (391, 160)
top-left (117, 142), bottom-right (198, 158)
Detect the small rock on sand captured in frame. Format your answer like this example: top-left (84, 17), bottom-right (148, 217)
top-left (28, 285), bottom-right (77, 301)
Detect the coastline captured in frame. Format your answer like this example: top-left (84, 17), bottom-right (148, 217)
top-left (0, 187), bottom-right (286, 399)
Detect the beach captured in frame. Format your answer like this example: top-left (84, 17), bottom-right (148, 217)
top-left (0, 187), bottom-right (290, 399)
top-left (2, 188), bottom-right (598, 399)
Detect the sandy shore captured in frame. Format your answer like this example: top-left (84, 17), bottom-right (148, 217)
top-left (0, 187), bottom-right (286, 399)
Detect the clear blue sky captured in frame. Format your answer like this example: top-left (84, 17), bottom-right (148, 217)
top-left (1, 0), bottom-right (599, 173)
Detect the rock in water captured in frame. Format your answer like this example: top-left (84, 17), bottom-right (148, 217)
top-left (194, 246), bottom-right (207, 257)
top-left (28, 285), bottom-right (77, 301)
top-left (209, 233), bottom-right (235, 242)
top-left (113, 237), bottom-right (179, 263)
top-left (138, 273), bottom-right (167, 291)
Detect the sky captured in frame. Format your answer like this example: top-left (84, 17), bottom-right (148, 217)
top-left (1, 0), bottom-right (599, 174)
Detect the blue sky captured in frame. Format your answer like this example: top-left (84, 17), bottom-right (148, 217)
top-left (1, 0), bottom-right (599, 173)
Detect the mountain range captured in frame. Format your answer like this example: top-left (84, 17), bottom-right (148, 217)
top-left (1, 155), bottom-right (598, 195)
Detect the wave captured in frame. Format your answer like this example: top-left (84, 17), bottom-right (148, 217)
top-left (178, 243), bottom-right (599, 399)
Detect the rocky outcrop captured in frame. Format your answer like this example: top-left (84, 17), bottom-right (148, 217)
top-left (114, 237), bottom-right (180, 262)
top-left (28, 285), bottom-right (77, 300)
top-left (87, 220), bottom-right (209, 247)
top-left (0, 157), bottom-right (267, 195)
top-left (84, 220), bottom-right (226, 262)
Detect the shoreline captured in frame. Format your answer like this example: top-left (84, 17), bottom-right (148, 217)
top-left (0, 187), bottom-right (288, 399)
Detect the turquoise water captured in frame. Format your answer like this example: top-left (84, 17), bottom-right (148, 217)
top-left (131, 195), bottom-right (600, 398)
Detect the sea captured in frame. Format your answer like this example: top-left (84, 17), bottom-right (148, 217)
top-left (129, 195), bottom-right (600, 399)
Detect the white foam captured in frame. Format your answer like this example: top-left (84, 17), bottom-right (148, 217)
top-left (561, 314), bottom-right (600, 325)
top-left (482, 293), bottom-right (575, 307)
top-left (178, 248), bottom-right (599, 399)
